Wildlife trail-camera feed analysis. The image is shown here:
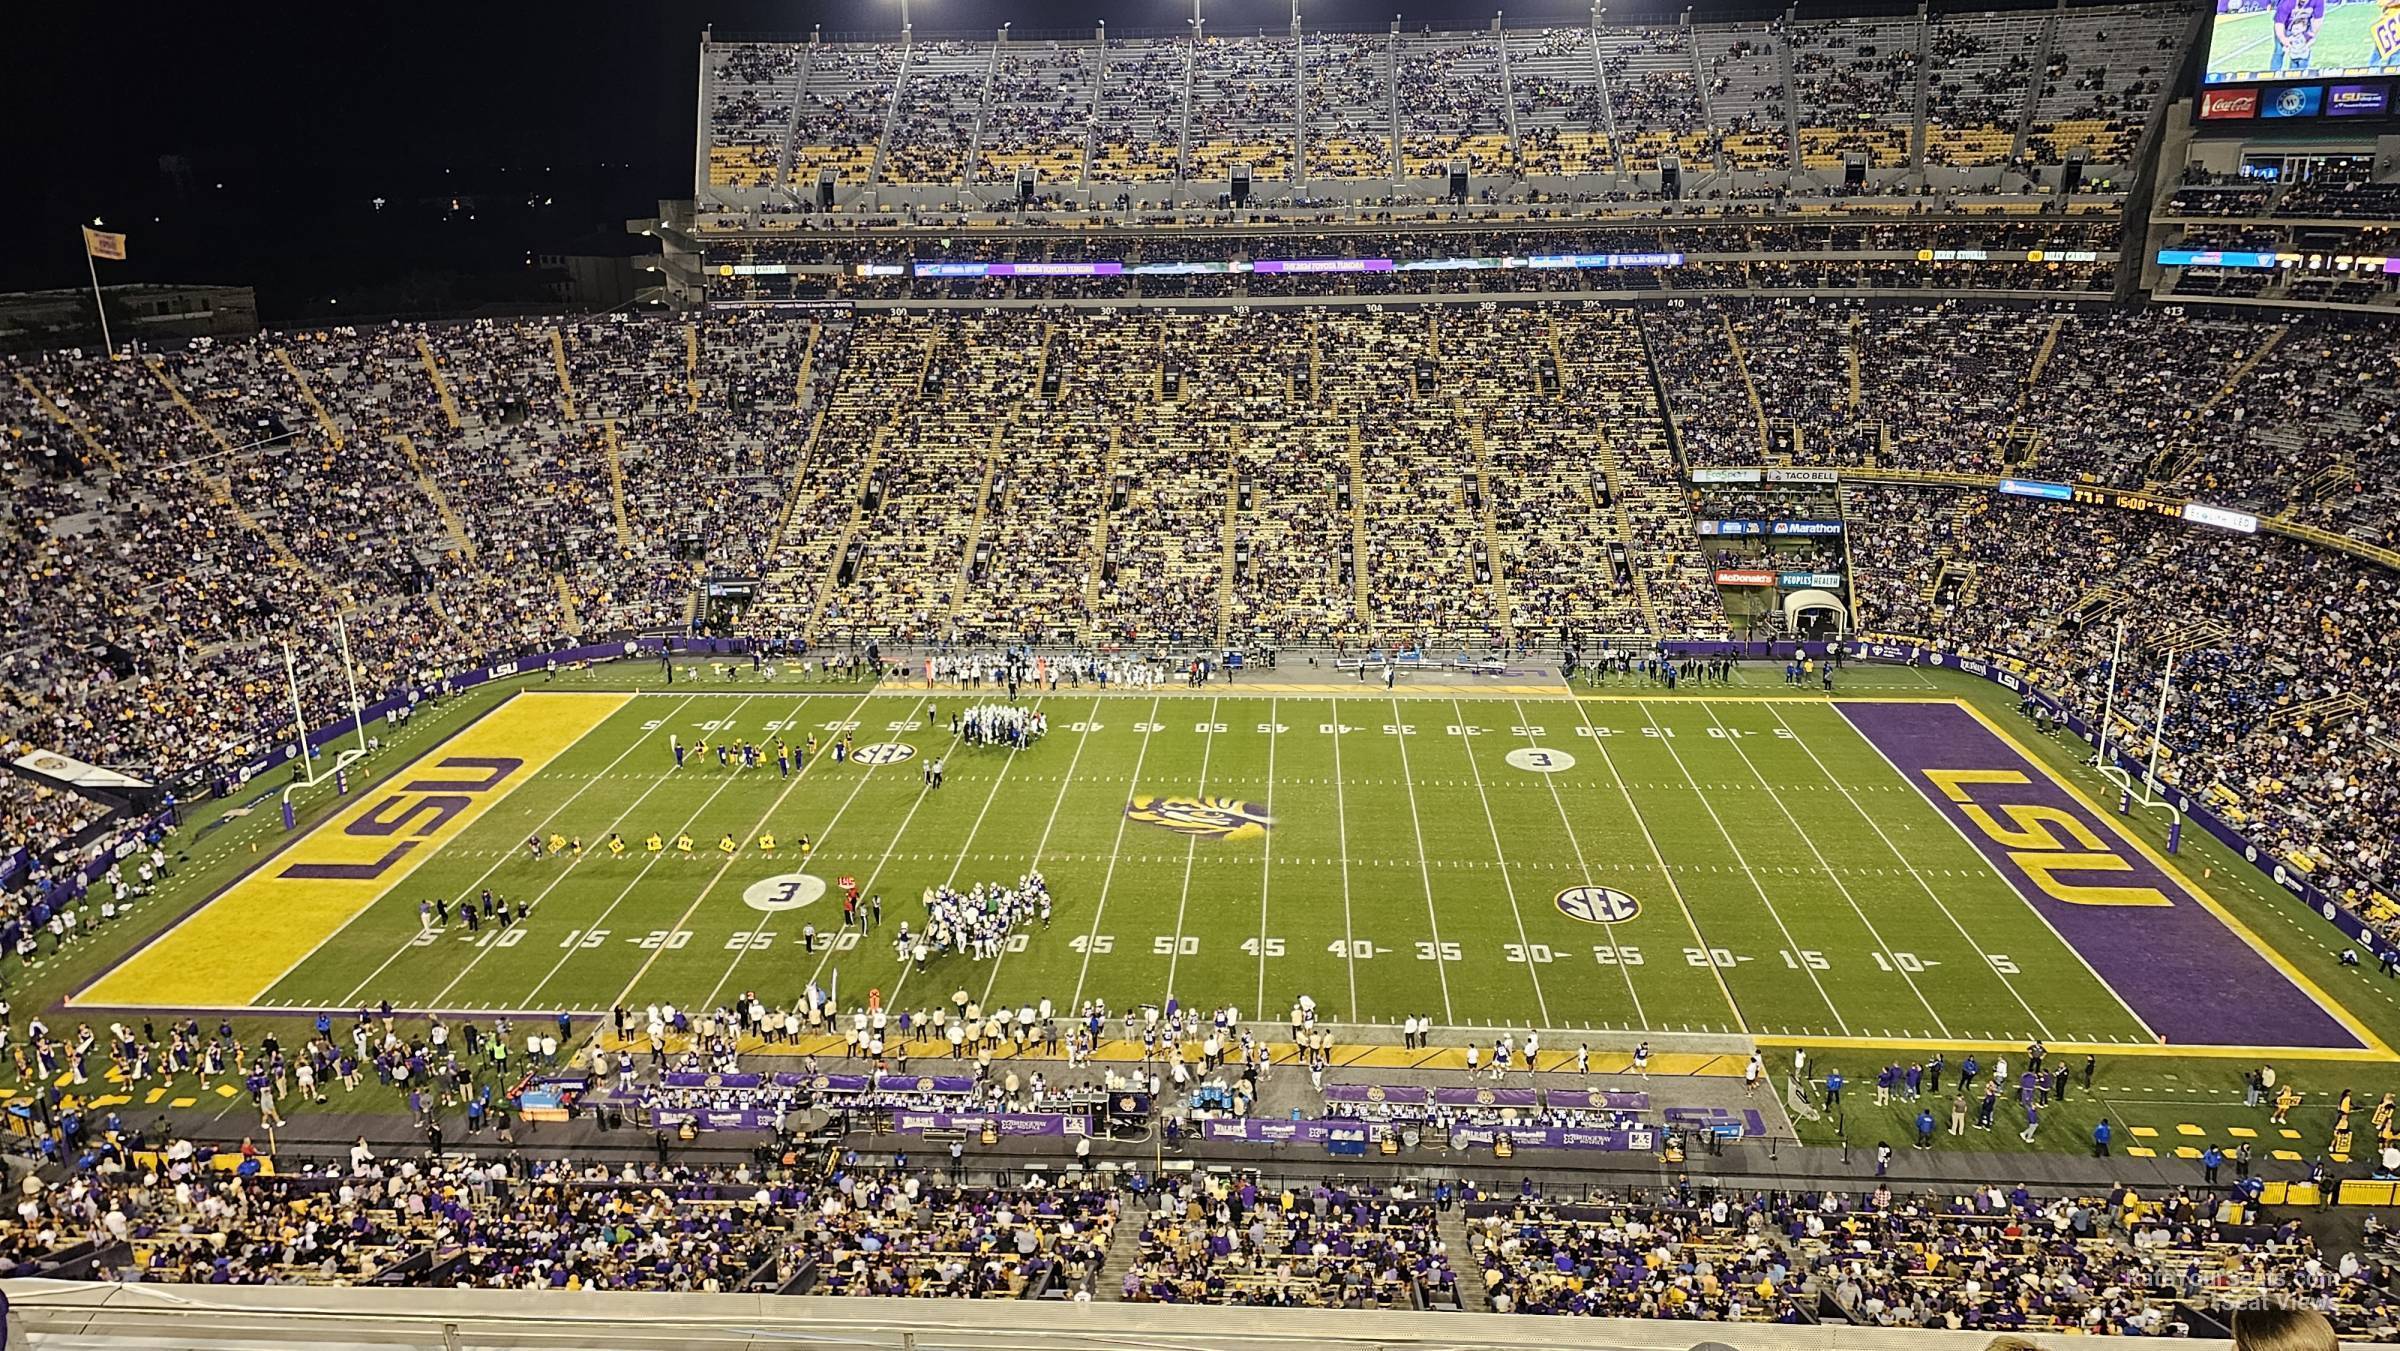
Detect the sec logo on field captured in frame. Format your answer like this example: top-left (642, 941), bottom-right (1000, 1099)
top-left (850, 742), bottom-right (917, 765)
top-left (1555, 886), bottom-right (1640, 924)
top-left (744, 872), bottom-right (827, 912)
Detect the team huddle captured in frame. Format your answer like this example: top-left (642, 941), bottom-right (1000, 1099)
top-left (893, 872), bottom-right (1054, 967)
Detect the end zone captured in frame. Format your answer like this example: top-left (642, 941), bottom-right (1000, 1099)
top-left (75, 692), bottom-right (629, 1011)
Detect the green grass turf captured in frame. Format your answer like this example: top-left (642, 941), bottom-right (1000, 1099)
top-left (34, 657), bottom-right (2400, 1160)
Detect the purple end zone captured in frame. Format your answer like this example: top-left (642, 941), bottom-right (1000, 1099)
top-left (1839, 701), bottom-right (2359, 1050)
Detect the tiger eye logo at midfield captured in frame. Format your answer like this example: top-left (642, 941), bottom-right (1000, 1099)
top-left (1124, 794), bottom-right (1275, 841)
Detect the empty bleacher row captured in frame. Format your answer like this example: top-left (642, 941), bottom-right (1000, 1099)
top-left (703, 3), bottom-right (2188, 206)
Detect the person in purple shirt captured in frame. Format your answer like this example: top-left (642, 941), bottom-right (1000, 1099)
top-left (2273, 0), bottom-right (2326, 72)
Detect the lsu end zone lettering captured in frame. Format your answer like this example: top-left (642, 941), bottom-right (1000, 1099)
top-left (77, 692), bottom-right (628, 1009)
top-left (1840, 698), bottom-right (2376, 1054)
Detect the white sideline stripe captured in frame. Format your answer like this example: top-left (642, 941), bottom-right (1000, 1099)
top-left (1508, 696), bottom-right (1650, 1030)
top-left (1828, 701), bottom-right (2159, 1044)
top-left (1449, 698), bottom-right (1551, 1029)
top-left (1767, 702), bottom-right (2057, 1042)
top-left (1386, 696), bottom-right (1455, 1026)
top-left (1692, 701), bottom-right (1953, 1037)
top-left (1253, 697), bottom-right (1278, 1020)
top-left (331, 695), bottom-right (698, 1009)
top-left (979, 696), bottom-right (1106, 1007)
top-left (1328, 701), bottom-right (1362, 1024)
top-left (1068, 696), bottom-right (1166, 1011)
top-left (1160, 696), bottom-right (1222, 1006)
top-left (723, 691), bottom-right (940, 1010)
top-left (1627, 702), bottom-right (1851, 1033)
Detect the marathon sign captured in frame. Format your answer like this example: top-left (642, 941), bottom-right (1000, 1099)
top-left (1769, 520), bottom-right (1845, 536)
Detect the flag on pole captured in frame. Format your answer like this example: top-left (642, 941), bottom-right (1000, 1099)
top-left (81, 227), bottom-right (127, 261)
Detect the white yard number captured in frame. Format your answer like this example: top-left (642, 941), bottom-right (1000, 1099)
top-left (1328, 940), bottom-right (1376, 959)
top-left (556, 928), bottom-right (610, 948)
top-left (1241, 937), bottom-right (1286, 957)
top-left (1781, 948), bottom-right (1830, 970)
top-left (637, 930), bottom-right (693, 950)
top-left (884, 720), bottom-right (915, 732)
top-left (1133, 721), bottom-right (1165, 733)
top-left (1255, 723), bottom-right (1287, 734)
top-left (1447, 724), bottom-right (1484, 736)
top-left (1383, 724), bottom-right (1416, 735)
top-left (1591, 945), bottom-right (1643, 965)
top-left (697, 719), bottom-right (733, 732)
top-left (1415, 941), bottom-right (1462, 961)
top-left (1986, 953), bottom-right (2019, 974)
top-left (1153, 935), bottom-right (1200, 955)
top-left (821, 720), bottom-right (860, 731)
top-left (1070, 934), bottom-right (1113, 954)
top-left (640, 719), bottom-right (664, 731)
top-left (1069, 721), bottom-right (1103, 733)
top-left (1872, 951), bottom-right (1927, 973)
top-left (1511, 725), bottom-right (1545, 737)
top-left (1685, 947), bottom-right (1737, 967)
top-left (724, 932), bottom-right (776, 951)
top-left (1504, 943), bottom-right (1556, 964)
top-left (1195, 722), bottom-right (1226, 733)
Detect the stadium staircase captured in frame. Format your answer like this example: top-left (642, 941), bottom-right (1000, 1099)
top-left (1084, 428), bottom-right (1118, 632)
top-left (808, 435), bottom-right (881, 635)
top-left (2155, 616), bottom-right (2231, 657)
top-left (1216, 443), bottom-right (1241, 645)
top-left (1096, 1212), bottom-right (1149, 1301)
top-left (683, 325), bottom-right (703, 413)
top-left (555, 573), bottom-right (581, 636)
top-left (1844, 316), bottom-right (1863, 410)
top-left (12, 374), bottom-right (122, 474)
top-left (947, 424), bottom-right (1006, 633)
top-left (392, 432), bottom-right (477, 563)
top-left (1464, 409), bottom-right (1512, 634)
top-left (769, 45), bottom-right (815, 192)
top-left (424, 593), bottom-right (475, 651)
top-left (1719, 313), bottom-right (1770, 455)
top-left (1433, 1209), bottom-right (1489, 1311)
top-left (145, 357), bottom-right (352, 610)
top-left (1345, 420), bottom-right (1374, 629)
top-left (414, 337), bottom-right (463, 430)
top-left (2153, 323), bottom-right (2288, 485)
top-left (791, 320), bottom-right (820, 410)
top-left (600, 420), bottom-right (634, 548)
top-left (549, 328), bottom-right (581, 422)
top-left (272, 347), bottom-right (346, 450)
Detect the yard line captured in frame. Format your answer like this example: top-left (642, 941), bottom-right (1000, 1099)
top-left (1812, 703), bottom-right (2155, 1042)
top-left (978, 696), bottom-right (1106, 1006)
top-left (708, 693), bottom-right (938, 1012)
top-left (1573, 707), bottom-right (1751, 1031)
top-left (1325, 702), bottom-right (1362, 1023)
top-left (1627, 703), bottom-right (1850, 1034)
top-left (1448, 700), bottom-right (1550, 1028)
top-left (1386, 697), bottom-right (1455, 1027)
top-left (870, 700), bottom-right (1050, 1008)
top-left (437, 694), bottom-right (786, 1010)
top-left (1159, 696), bottom-right (1222, 1006)
top-left (601, 687), bottom-right (897, 1012)
top-left (1067, 696), bottom-right (1165, 1011)
top-left (1508, 698), bottom-right (1646, 1028)
top-left (332, 693), bottom-right (698, 1007)
top-left (1253, 697), bottom-right (1278, 1018)
top-left (1693, 702), bottom-right (1952, 1037)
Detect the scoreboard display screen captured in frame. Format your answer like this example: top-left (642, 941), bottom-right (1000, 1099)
top-left (2203, 0), bottom-right (2400, 86)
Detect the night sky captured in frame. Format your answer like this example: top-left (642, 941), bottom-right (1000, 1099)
top-left (10, 0), bottom-right (1842, 318)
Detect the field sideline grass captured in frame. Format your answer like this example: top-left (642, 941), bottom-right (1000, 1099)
top-left (29, 656), bottom-right (2400, 1161)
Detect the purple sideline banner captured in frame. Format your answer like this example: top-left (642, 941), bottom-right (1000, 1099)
top-left (1323, 1085), bottom-right (1433, 1106)
top-left (876, 1074), bottom-right (977, 1095)
top-left (893, 1112), bottom-right (1086, 1137)
top-left (1549, 1089), bottom-right (1652, 1112)
top-left (1450, 1124), bottom-right (1660, 1151)
top-left (1204, 1118), bottom-right (1373, 1144)
top-left (1432, 1087), bottom-right (1539, 1108)
top-left (1701, 638), bottom-right (2374, 1050)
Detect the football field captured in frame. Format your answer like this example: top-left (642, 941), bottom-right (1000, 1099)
top-left (75, 676), bottom-right (2384, 1060)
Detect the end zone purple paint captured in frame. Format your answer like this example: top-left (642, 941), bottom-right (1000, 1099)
top-left (1839, 700), bottom-right (2359, 1050)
